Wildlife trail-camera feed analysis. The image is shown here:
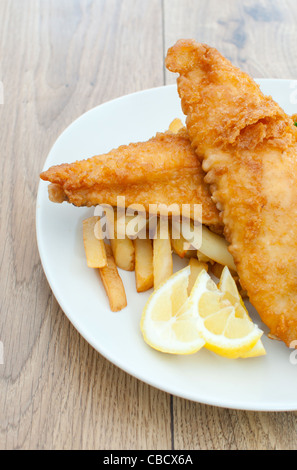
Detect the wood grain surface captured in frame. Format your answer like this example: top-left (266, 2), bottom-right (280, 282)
top-left (0, 0), bottom-right (297, 450)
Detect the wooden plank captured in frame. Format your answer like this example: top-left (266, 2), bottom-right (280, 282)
top-left (0, 0), bottom-right (171, 450)
top-left (164, 0), bottom-right (297, 451)
top-left (164, 0), bottom-right (297, 82)
top-left (173, 401), bottom-right (297, 450)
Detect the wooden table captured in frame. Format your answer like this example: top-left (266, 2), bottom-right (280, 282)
top-left (1, 0), bottom-right (297, 450)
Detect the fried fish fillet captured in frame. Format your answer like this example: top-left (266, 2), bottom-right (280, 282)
top-left (40, 128), bottom-right (222, 232)
top-left (166, 39), bottom-right (297, 347)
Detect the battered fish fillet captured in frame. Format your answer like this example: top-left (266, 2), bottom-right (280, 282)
top-left (166, 39), bottom-right (297, 347)
top-left (40, 128), bottom-right (222, 232)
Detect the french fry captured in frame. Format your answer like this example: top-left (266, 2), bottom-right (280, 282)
top-left (110, 236), bottom-right (135, 271)
top-left (184, 249), bottom-right (198, 259)
top-left (114, 213), bottom-right (131, 239)
top-left (197, 250), bottom-right (214, 264)
top-left (117, 212), bottom-right (148, 239)
top-left (199, 225), bottom-right (237, 271)
top-left (134, 238), bottom-right (154, 292)
top-left (171, 219), bottom-right (198, 259)
top-left (168, 118), bottom-right (184, 134)
top-left (210, 262), bottom-right (224, 279)
top-left (100, 204), bottom-right (116, 239)
top-left (103, 207), bottom-right (135, 271)
top-left (171, 235), bottom-right (191, 258)
top-left (171, 231), bottom-right (197, 259)
top-left (188, 258), bottom-right (208, 295)
top-left (102, 205), bottom-right (130, 240)
top-left (230, 272), bottom-right (248, 299)
top-left (99, 243), bottom-right (127, 312)
top-left (153, 219), bottom-right (173, 289)
top-left (82, 216), bottom-right (107, 268)
top-left (102, 205), bottom-right (148, 240)
top-left (171, 219), bottom-right (191, 258)
top-left (126, 215), bottom-right (148, 239)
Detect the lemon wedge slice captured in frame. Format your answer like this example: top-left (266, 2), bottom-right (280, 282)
top-left (188, 268), bottom-right (264, 358)
top-left (218, 267), bottom-right (266, 358)
top-left (140, 266), bottom-right (205, 354)
top-left (141, 265), bottom-right (265, 359)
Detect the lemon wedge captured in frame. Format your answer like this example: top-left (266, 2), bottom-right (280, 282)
top-left (141, 265), bottom-right (265, 359)
top-left (188, 268), bottom-right (264, 358)
top-left (140, 266), bottom-right (205, 354)
top-left (218, 267), bottom-right (266, 358)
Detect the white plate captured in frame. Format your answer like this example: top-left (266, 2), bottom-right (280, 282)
top-left (36, 80), bottom-right (297, 412)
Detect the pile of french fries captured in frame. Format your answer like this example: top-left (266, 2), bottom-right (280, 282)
top-left (82, 118), bottom-right (243, 312)
top-left (82, 208), bottom-right (241, 312)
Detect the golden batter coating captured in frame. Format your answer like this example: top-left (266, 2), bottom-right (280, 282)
top-left (40, 129), bottom-right (222, 231)
top-left (166, 39), bottom-right (297, 347)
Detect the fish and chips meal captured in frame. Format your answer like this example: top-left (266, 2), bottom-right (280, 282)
top-left (40, 40), bottom-right (297, 358)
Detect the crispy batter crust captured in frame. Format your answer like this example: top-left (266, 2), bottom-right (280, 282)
top-left (40, 129), bottom-right (223, 231)
top-left (166, 39), bottom-right (297, 347)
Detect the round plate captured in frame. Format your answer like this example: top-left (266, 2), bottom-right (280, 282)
top-left (36, 80), bottom-right (297, 411)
